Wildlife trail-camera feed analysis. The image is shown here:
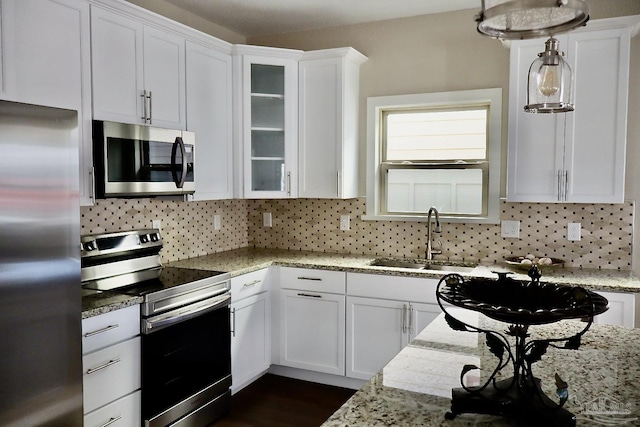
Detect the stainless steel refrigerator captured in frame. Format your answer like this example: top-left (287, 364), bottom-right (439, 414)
top-left (0, 100), bottom-right (83, 425)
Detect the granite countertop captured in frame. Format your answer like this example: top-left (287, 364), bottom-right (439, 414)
top-left (168, 247), bottom-right (640, 294)
top-left (322, 309), bottom-right (640, 426)
top-left (84, 247), bottom-right (640, 318)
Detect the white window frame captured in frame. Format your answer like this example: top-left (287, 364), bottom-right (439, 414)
top-left (363, 88), bottom-right (502, 224)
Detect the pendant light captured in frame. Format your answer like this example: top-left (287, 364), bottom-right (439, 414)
top-left (476, 0), bottom-right (589, 40)
top-left (524, 37), bottom-right (573, 113)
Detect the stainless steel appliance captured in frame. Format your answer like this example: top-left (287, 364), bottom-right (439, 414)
top-left (0, 100), bottom-right (82, 425)
top-left (93, 120), bottom-right (195, 198)
top-left (81, 229), bottom-right (231, 427)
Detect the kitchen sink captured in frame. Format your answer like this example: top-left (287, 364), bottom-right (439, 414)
top-left (369, 259), bottom-right (426, 269)
top-left (370, 258), bottom-right (477, 273)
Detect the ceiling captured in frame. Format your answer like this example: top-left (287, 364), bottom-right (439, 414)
top-left (162, 0), bottom-right (480, 37)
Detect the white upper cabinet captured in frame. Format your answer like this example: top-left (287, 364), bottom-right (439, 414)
top-left (0, 0), bottom-right (93, 206)
top-left (233, 45), bottom-right (302, 198)
top-left (186, 40), bottom-right (234, 200)
top-left (91, 5), bottom-right (186, 129)
top-left (507, 17), bottom-right (638, 203)
top-left (298, 48), bottom-right (367, 199)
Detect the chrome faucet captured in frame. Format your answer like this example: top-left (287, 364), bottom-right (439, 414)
top-left (426, 206), bottom-right (442, 260)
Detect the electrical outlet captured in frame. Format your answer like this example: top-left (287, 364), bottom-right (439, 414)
top-left (340, 215), bottom-right (350, 231)
top-left (214, 214), bottom-right (221, 231)
top-left (501, 220), bottom-right (520, 238)
top-left (567, 222), bottom-right (581, 241)
top-left (152, 219), bottom-right (162, 232)
top-left (263, 212), bottom-right (272, 227)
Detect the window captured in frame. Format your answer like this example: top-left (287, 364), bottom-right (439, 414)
top-left (365, 88), bottom-right (502, 224)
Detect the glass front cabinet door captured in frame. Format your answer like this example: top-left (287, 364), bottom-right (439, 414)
top-left (235, 47), bottom-right (301, 198)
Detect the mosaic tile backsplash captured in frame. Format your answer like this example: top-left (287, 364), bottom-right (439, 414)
top-left (80, 198), bottom-right (634, 269)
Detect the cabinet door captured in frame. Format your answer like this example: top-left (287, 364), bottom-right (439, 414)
top-left (346, 296), bottom-right (407, 380)
top-left (279, 289), bottom-right (345, 375)
top-left (242, 55), bottom-right (298, 198)
top-left (298, 49), bottom-right (365, 199)
top-left (564, 28), bottom-right (629, 203)
top-left (231, 292), bottom-right (271, 393)
top-left (409, 302), bottom-right (441, 339)
top-left (506, 37), bottom-right (565, 203)
top-left (593, 291), bottom-right (635, 328)
top-left (142, 26), bottom-right (186, 129)
top-left (2, 0), bottom-right (93, 206)
top-left (186, 41), bottom-right (233, 200)
top-left (90, 6), bottom-right (144, 125)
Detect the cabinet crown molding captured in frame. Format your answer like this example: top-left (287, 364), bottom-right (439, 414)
top-left (300, 47), bottom-right (368, 64)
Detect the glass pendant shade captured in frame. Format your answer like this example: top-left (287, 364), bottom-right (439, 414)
top-left (476, 0), bottom-right (589, 39)
top-left (524, 37), bottom-right (574, 113)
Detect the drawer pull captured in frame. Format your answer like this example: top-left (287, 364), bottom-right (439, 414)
top-left (86, 357), bottom-right (121, 375)
top-left (99, 415), bottom-right (122, 427)
top-left (297, 293), bottom-right (322, 298)
top-left (243, 279), bottom-right (261, 288)
top-left (297, 276), bottom-right (322, 281)
top-left (84, 324), bottom-right (119, 338)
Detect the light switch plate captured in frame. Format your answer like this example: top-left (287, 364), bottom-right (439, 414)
top-left (340, 215), bottom-right (350, 231)
top-left (263, 212), bottom-right (272, 227)
top-left (501, 220), bottom-right (520, 238)
top-left (152, 219), bottom-right (162, 232)
top-left (567, 222), bottom-right (581, 241)
top-left (214, 214), bottom-right (221, 230)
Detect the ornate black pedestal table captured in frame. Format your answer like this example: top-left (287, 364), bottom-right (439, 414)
top-left (436, 266), bottom-right (609, 426)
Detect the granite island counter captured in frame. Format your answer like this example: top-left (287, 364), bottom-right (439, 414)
top-left (321, 309), bottom-right (640, 426)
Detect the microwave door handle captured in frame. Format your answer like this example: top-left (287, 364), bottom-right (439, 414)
top-left (171, 136), bottom-right (187, 189)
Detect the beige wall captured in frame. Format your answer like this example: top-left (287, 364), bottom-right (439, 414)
top-left (125, 0), bottom-right (246, 43)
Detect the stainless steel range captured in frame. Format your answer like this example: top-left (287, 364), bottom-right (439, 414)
top-left (81, 229), bottom-right (232, 427)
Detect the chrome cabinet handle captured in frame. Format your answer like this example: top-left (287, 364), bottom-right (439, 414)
top-left (84, 324), bottom-right (119, 338)
top-left (86, 357), bottom-right (121, 375)
top-left (564, 170), bottom-right (569, 201)
top-left (90, 166), bottom-right (96, 203)
top-left (141, 90), bottom-right (147, 122)
top-left (99, 415), bottom-right (122, 427)
top-left (409, 303), bottom-right (414, 335)
top-left (286, 171), bottom-right (291, 196)
top-left (148, 91), bottom-right (152, 124)
top-left (402, 304), bottom-right (407, 334)
top-left (557, 170), bottom-right (562, 202)
top-left (297, 276), bottom-right (322, 281)
top-left (243, 279), bottom-right (261, 288)
top-left (231, 308), bottom-right (236, 337)
top-left (297, 293), bottom-right (322, 298)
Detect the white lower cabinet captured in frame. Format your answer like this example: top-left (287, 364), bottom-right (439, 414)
top-left (230, 269), bottom-right (271, 393)
top-left (82, 305), bottom-right (141, 421)
top-left (593, 291), bottom-right (636, 328)
top-left (278, 267), bottom-right (346, 375)
top-left (346, 273), bottom-right (441, 380)
top-left (346, 297), bottom-right (440, 380)
top-left (83, 391), bottom-right (141, 427)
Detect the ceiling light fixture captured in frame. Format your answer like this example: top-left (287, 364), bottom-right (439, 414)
top-left (524, 37), bottom-right (573, 113)
top-left (476, 0), bottom-right (589, 40)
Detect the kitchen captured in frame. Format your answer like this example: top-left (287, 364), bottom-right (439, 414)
top-left (2, 0), bottom-right (640, 426)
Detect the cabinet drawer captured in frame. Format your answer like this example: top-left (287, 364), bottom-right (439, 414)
top-left (82, 305), bottom-right (140, 354)
top-left (84, 390), bottom-right (141, 427)
top-left (280, 267), bottom-right (345, 294)
top-left (231, 268), bottom-right (269, 302)
top-left (347, 273), bottom-right (438, 303)
top-left (83, 337), bottom-right (141, 414)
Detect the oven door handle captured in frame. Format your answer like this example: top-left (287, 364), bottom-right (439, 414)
top-left (143, 293), bottom-right (230, 334)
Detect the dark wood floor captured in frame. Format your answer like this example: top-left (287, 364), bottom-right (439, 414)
top-left (214, 374), bottom-right (356, 427)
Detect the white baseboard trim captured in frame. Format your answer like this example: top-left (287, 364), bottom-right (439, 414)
top-left (268, 365), bottom-right (367, 390)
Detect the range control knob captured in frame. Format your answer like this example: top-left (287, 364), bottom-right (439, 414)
top-left (83, 241), bottom-right (97, 252)
top-left (140, 234), bottom-right (149, 244)
top-left (150, 233), bottom-right (159, 242)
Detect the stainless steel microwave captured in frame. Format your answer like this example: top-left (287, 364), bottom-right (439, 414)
top-left (93, 121), bottom-right (195, 198)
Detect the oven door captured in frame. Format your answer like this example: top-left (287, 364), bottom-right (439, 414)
top-left (141, 293), bottom-right (231, 427)
top-left (93, 120), bottom-right (195, 197)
